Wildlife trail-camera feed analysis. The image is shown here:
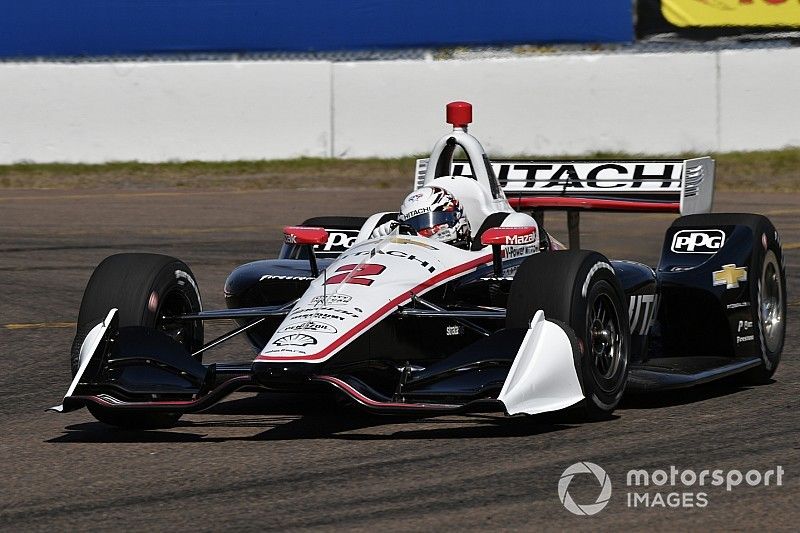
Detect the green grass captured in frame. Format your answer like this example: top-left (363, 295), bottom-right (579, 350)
top-left (1, 149), bottom-right (799, 192)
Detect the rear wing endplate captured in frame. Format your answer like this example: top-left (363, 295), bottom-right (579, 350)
top-left (414, 157), bottom-right (715, 216)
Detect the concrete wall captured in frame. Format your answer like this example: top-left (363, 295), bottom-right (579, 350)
top-left (1, 48), bottom-right (798, 164)
top-left (0, 61), bottom-right (331, 163)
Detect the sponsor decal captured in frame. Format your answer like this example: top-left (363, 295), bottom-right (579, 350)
top-left (174, 270), bottom-right (202, 306)
top-left (315, 230), bottom-right (359, 253)
top-left (445, 325), bottom-right (462, 336)
top-left (737, 320), bottom-right (753, 332)
top-left (289, 311), bottom-right (359, 322)
top-left (737, 335), bottom-right (755, 344)
top-left (727, 301), bottom-right (750, 310)
top-left (283, 233), bottom-right (297, 244)
top-left (671, 229), bottom-right (726, 253)
top-left (504, 232), bottom-right (536, 245)
top-left (582, 262), bottom-right (615, 298)
top-left (273, 334), bottom-right (317, 347)
top-left (661, 0), bottom-right (800, 28)
top-left (325, 263), bottom-right (387, 286)
top-left (289, 305), bottom-right (364, 321)
top-left (712, 264), bottom-right (748, 289)
top-left (310, 294), bottom-right (352, 306)
top-left (399, 207), bottom-right (431, 220)
top-left (260, 275), bottom-right (314, 281)
top-left (343, 248), bottom-right (438, 273)
top-left (629, 294), bottom-right (660, 336)
top-left (453, 161), bottom-right (683, 194)
top-left (261, 348), bottom-right (309, 355)
top-left (281, 321), bottom-right (338, 334)
top-left (503, 245), bottom-right (538, 260)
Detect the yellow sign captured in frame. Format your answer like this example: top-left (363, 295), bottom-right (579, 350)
top-left (713, 264), bottom-right (748, 289)
top-left (662, 0), bottom-right (800, 27)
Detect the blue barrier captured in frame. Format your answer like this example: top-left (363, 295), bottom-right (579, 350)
top-left (0, 1), bottom-right (632, 58)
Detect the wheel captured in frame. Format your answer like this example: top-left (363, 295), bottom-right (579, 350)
top-left (507, 250), bottom-right (631, 419)
top-left (673, 214), bottom-right (786, 383)
top-left (70, 253), bottom-right (204, 429)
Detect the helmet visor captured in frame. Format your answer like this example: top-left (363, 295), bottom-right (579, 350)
top-left (403, 211), bottom-right (459, 236)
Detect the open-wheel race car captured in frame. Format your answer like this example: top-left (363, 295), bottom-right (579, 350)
top-left (52, 102), bottom-right (787, 429)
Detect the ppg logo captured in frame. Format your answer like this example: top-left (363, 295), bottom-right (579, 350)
top-left (671, 229), bottom-right (725, 254)
top-left (314, 230), bottom-right (359, 254)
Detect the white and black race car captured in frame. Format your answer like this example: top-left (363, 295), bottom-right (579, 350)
top-left (53, 102), bottom-right (787, 429)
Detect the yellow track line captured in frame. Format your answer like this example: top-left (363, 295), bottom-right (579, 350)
top-left (3, 322), bottom-right (76, 330)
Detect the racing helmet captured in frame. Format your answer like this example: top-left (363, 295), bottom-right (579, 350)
top-left (398, 186), bottom-right (471, 248)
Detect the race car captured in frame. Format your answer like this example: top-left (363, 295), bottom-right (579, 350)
top-left (52, 101), bottom-right (787, 429)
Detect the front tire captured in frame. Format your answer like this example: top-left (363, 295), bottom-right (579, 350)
top-left (507, 250), bottom-right (631, 419)
top-left (71, 253), bottom-right (203, 429)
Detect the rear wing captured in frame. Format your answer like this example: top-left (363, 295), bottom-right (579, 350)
top-left (414, 157), bottom-right (715, 216)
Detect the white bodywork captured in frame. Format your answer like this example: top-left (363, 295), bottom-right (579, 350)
top-left (256, 232), bottom-right (495, 363)
top-left (498, 310), bottom-right (584, 415)
top-left (50, 308), bottom-right (117, 412)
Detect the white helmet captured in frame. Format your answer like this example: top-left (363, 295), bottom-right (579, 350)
top-left (398, 186), bottom-right (471, 248)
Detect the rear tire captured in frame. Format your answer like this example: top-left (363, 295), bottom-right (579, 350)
top-left (71, 253), bottom-right (203, 429)
top-left (507, 250), bottom-right (630, 419)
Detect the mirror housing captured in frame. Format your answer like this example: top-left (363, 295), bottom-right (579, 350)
top-left (480, 226), bottom-right (536, 247)
top-left (283, 226), bottom-right (328, 277)
top-left (480, 226), bottom-right (537, 277)
top-left (283, 226), bottom-right (329, 246)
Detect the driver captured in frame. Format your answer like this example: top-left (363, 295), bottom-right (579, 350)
top-left (371, 186), bottom-right (472, 249)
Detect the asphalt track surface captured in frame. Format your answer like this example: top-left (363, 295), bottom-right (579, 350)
top-left (1, 188), bottom-right (798, 531)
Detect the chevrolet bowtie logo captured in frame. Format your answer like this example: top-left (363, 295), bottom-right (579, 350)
top-left (713, 264), bottom-right (748, 289)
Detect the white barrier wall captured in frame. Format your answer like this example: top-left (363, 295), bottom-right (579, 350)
top-left (0, 61), bottom-right (332, 163)
top-left (0, 48), bottom-right (798, 163)
top-left (333, 53), bottom-right (719, 157)
top-left (719, 48), bottom-right (800, 152)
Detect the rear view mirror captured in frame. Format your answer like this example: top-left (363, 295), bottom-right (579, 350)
top-left (481, 226), bottom-right (537, 278)
top-left (283, 226), bottom-right (329, 246)
top-left (480, 226), bottom-right (536, 246)
top-left (283, 226), bottom-right (329, 277)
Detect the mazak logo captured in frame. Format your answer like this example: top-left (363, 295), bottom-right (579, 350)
top-left (505, 232), bottom-right (536, 245)
top-left (671, 229), bottom-right (725, 253)
top-left (558, 462), bottom-right (612, 516)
